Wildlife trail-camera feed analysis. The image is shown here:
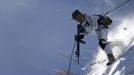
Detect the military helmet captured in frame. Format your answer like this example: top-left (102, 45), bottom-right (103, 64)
top-left (72, 9), bottom-right (82, 19)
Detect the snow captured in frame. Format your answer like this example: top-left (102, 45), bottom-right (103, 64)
top-left (85, 15), bottom-right (134, 75)
top-left (54, 69), bottom-right (77, 75)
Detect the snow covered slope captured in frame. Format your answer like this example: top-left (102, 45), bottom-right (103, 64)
top-left (104, 45), bottom-right (134, 75)
top-left (84, 15), bottom-right (134, 75)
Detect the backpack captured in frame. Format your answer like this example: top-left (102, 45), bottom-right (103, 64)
top-left (97, 15), bottom-right (112, 26)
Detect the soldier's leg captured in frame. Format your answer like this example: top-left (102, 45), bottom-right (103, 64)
top-left (98, 26), bottom-right (115, 65)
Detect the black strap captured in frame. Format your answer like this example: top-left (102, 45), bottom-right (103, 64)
top-left (103, 26), bottom-right (109, 29)
top-left (85, 21), bottom-right (90, 26)
top-left (96, 15), bottom-right (104, 25)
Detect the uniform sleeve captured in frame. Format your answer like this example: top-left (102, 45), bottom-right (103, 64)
top-left (80, 14), bottom-right (99, 36)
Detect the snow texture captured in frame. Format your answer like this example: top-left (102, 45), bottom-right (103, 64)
top-left (54, 69), bottom-right (77, 75)
top-left (85, 15), bottom-right (134, 75)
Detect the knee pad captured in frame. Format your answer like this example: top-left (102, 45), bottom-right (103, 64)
top-left (99, 39), bottom-right (107, 50)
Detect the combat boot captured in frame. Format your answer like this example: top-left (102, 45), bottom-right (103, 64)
top-left (106, 53), bottom-right (115, 66)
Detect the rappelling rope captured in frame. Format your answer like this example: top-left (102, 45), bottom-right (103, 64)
top-left (105, 0), bottom-right (131, 15)
top-left (67, 41), bottom-right (76, 75)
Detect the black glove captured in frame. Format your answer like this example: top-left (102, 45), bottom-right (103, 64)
top-left (78, 25), bottom-right (86, 33)
top-left (79, 27), bottom-right (85, 33)
top-left (75, 35), bottom-right (84, 41)
top-left (75, 35), bottom-right (85, 44)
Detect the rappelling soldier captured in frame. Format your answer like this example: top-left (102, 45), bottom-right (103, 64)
top-left (72, 9), bottom-right (115, 66)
